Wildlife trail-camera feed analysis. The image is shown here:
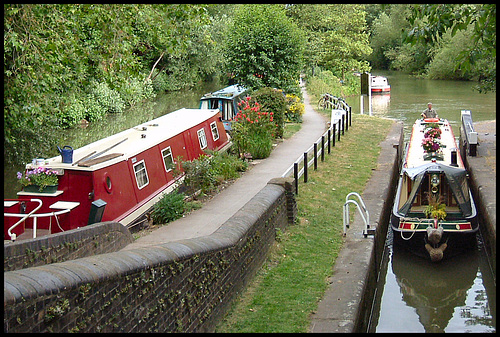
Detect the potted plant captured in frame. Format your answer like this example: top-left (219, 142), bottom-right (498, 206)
top-left (17, 167), bottom-right (59, 192)
top-left (423, 194), bottom-right (447, 220)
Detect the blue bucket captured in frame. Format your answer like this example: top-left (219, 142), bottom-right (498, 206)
top-left (58, 145), bottom-right (73, 164)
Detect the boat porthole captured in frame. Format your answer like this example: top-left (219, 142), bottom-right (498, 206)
top-left (104, 175), bottom-right (112, 193)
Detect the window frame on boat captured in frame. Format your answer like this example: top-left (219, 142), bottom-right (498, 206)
top-left (161, 146), bottom-right (175, 173)
top-left (210, 121), bottom-right (219, 141)
top-left (197, 128), bottom-right (208, 150)
top-left (133, 160), bottom-right (149, 189)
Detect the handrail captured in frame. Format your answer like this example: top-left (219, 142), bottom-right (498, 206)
top-left (343, 192), bottom-right (374, 237)
top-left (5, 199), bottom-right (74, 241)
top-left (461, 110), bottom-right (477, 156)
top-left (6, 198), bottom-right (42, 241)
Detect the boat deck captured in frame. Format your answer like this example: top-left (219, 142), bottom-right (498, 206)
top-left (405, 119), bottom-right (463, 169)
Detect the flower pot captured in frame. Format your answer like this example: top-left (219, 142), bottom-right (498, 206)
top-left (23, 184), bottom-right (58, 193)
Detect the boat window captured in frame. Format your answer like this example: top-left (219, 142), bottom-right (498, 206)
top-left (133, 160), bottom-right (149, 189)
top-left (200, 100), bottom-right (209, 109)
top-left (161, 146), bottom-right (175, 172)
top-left (224, 100), bottom-right (233, 120)
top-left (210, 121), bottom-right (219, 141)
top-left (197, 128), bottom-right (208, 150)
top-left (106, 176), bottom-right (112, 191)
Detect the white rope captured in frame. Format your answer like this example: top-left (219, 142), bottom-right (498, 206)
top-left (52, 212), bottom-right (65, 232)
top-left (399, 217), bottom-right (428, 241)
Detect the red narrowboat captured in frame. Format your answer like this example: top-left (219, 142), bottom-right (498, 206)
top-left (4, 108), bottom-right (231, 241)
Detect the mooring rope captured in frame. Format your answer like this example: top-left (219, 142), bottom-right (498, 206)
top-left (399, 217), bottom-right (428, 241)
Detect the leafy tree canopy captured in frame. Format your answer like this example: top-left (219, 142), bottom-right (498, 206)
top-left (225, 4), bottom-right (305, 95)
top-left (404, 4), bottom-right (496, 92)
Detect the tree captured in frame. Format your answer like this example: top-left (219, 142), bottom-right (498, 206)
top-left (3, 4), bottom-right (219, 163)
top-left (287, 4), bottom-right (372, 80)
top-left (405, 4), bottom-right (496, 92)
top-left (225, 4), bottom-right (305, 95)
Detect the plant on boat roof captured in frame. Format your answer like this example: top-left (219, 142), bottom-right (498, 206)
top-left (423, 193), bottom-right (447, 220)
top-left (424, 125), bottom-right (442, 139)
top-left (421, 136), bottom-right (441, 153)
top-left (17, 167), bottom-right (59, 191)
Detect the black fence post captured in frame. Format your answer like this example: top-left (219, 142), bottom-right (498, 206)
top-left (349, 106), bottom-right (352, 127)
top-left (332, 124), bottom-right (336, 147)
top-left (328, 129), bottom-right (331, 154)
top-left (321, 135), bottom-right (325, 162)
top-left (337, 122), bottom-right (341, 141)
top-left (345, 109), bottom-right (349, 132)
top-left (342, 114), bottom-right (345, 135)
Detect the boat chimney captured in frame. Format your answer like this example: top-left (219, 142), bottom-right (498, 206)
top-left (450, 148), bottom-right (458, 166)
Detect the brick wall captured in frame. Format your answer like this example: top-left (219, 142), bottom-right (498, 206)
top-left (4, 178), bottom-right (296, 333)
top-left (4, 221), bottom-right (134, 271)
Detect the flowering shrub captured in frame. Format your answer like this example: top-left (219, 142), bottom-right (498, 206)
top-left (285, 94), bottom-right (305, 123)
top-left (231, 97), bottom-right (275, 159)
top-left (17, 167), bottom-right (59, 191)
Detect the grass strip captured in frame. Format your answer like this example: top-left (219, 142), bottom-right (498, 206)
top-left (216, 113), bottom-right (394, 332)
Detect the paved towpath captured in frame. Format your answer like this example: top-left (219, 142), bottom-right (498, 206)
top-left (122, 85), bottom-right (327, 250)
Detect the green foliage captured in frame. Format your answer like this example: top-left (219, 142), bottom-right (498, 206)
top-left (404, 4), bottom-right (496, 92)
top-left (181, 151), bottom-right (248, 194)
top-left (367, 5), bottom-right (413, 69)
top-left (89, 80), bottom-right (126, 114)
top-left (287, 4), bottom-right (372, 80)
top-left (208, 151), bottom-right (248, 180)
top-left (425, 29), bottom-right (475, 80)
top-left (251, 87), bottom-right (287, 138)
top-left (3, 4), bottom-right (220, 164)
top-left (150, 191), bottom-right (187, 225)
top-left (182, 154), bottom-right (218, 195)
top-left (305, 69), bottom-right (343, 101)
top-left (225, 4), bottom-right (305, 93)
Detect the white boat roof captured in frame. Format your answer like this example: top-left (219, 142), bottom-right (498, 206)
top-left (35, 108), bottom-right (221, 171)
top-left (405, 118), bottom-right (464, 169)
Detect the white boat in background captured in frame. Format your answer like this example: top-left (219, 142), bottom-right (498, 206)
top-left (371, 76), bottom-right (390, 93)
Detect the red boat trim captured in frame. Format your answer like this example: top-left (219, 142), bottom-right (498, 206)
top-left (398, 220), bottom-right (473, 231)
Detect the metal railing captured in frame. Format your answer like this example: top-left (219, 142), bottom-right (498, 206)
top-left (343, 192), bottom-right (374, 238)
top-left (5, 199), bottom-right (73, 241)
top-left (282, 98), bottom-right (351, 195)
top-left (461, 110), bottom-right (477, 156)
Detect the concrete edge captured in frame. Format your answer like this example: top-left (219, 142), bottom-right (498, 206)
top-left (309, 120), bottom-right (404, 333)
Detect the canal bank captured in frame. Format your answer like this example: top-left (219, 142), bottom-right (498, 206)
top-left (309, 119), bottom-right (404, 333)
top-left (462, 120), bottom-right (496, 273)
top-left (310, 119), bottom-right (496, 333)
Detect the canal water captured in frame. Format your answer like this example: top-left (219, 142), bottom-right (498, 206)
top-left (345, 71), bottom-right (496, 333)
